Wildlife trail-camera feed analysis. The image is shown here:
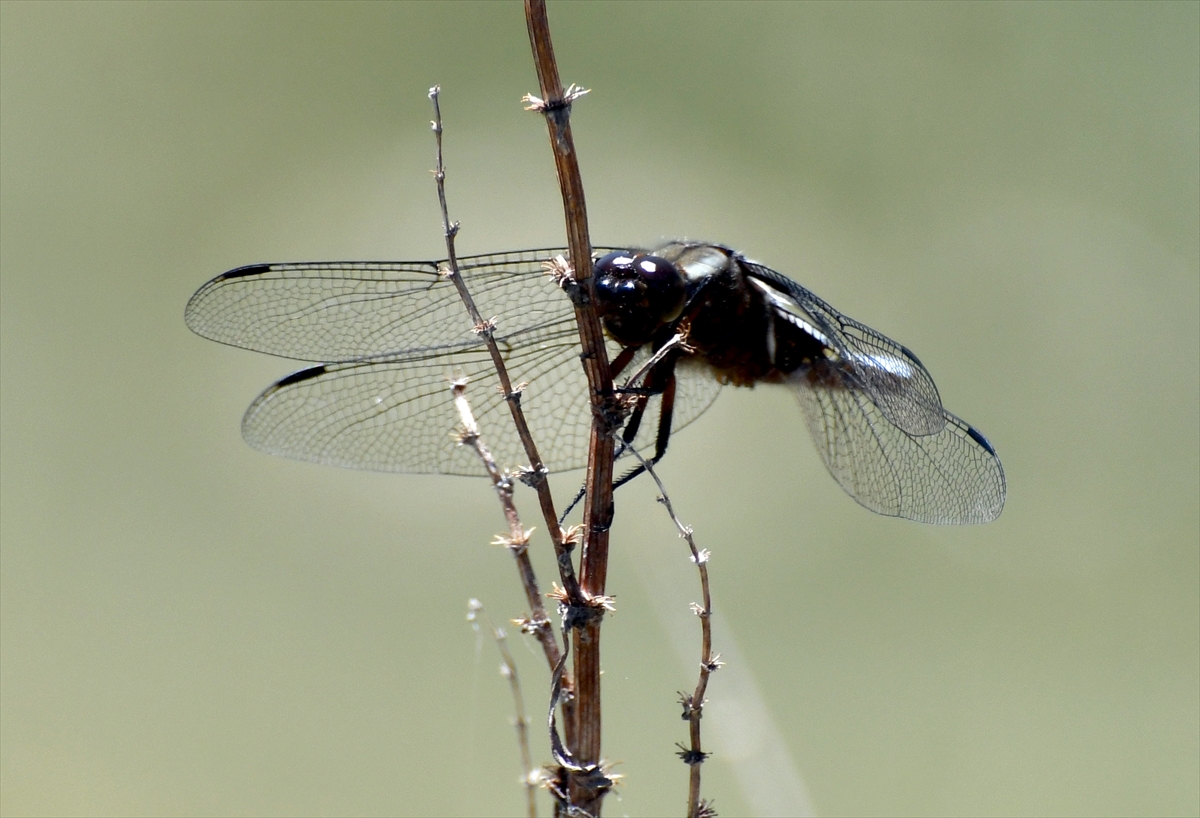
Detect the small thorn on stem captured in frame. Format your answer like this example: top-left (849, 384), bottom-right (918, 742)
top-left (675, 743), bottom-right (710, 766)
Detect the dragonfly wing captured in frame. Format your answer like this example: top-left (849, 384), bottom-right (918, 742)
top-left (744, 261), bottom-right (946, 436)
top-left (792, 371), bottom-right (1005, 524)
top-left (240, 321), bottom-right (601, 475)
top-left (669, 359), bottom-right (724, 438)
top-left (241, 328), bottom-right (725, 476)
top-left (185, 249), bottom-right (612, 363)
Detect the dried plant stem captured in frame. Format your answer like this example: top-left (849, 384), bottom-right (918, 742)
top-left (429, 88), bottom-right (576, 745)
top-left (624, 444), bottom-right (720, 818)
top-left (468, 600), bottom-right (538, 818)
top-left (523, 3), bottom-right (616, 812)
top-left (430, 87), bottom-right (581, 604)
top-left (451, 379), bottom-right (559, 661)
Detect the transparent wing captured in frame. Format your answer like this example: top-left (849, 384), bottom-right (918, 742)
top-left (184, 248), bottom-right (620, 363)
top-left (792, 370), bottom-right (1005, 524)
top-left (241, 325), bottom-right (723, 476)
top-left (744, 261), bottom-right (945, 436)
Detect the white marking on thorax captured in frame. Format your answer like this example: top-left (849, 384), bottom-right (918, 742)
top-left (676, 248), bottom-right (730, 283)
top-left (749, 278), bottom-right (832, 348)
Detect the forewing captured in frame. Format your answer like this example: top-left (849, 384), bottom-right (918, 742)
top-left (185, 249), bottom-right (602, 363)
top-left (792, 372), bottom-right (1005, 524)
top-left (744, 262), bottom-right (945, 436)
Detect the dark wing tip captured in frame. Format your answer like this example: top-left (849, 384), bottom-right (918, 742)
top-left (184, 264), bottom-right (274, 329)
top-left (275, 365), bottom-right (330, 388)
top-left (965, 424), bottom-right (998, 456)
top-left (898, 343), bottom-right (925, 369)
top-left (219, 263), bottom-right (274, 280)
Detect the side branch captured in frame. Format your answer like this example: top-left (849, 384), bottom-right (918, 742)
top-left (625, 444), bottom-right (720, 818)
top-left (451, 379), bottom-right (561, 668)
top-left (468, 600), bottom-right (538, 818)
top-left (428, 87), bottom-right (577, 754)
top-left (429, 86), bottom-right (583, 608)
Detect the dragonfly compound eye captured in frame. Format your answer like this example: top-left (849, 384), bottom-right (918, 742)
top-left (593, 251), bottom-right (686, 346)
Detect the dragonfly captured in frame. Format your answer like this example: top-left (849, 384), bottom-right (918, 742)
top-left (185, 241), bottom-right (1005, 524)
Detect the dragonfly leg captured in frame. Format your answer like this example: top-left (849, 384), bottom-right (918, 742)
top-left (613, 365), bottom-right (678, 491)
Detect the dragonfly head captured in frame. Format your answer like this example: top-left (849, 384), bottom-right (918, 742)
top-left (593, 250), bottom-right (687, 346)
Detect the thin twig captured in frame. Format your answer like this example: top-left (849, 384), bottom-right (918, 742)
top-left (429, 88), bottom-right (578, 755)
top-left (429, 86), bottom-right (583, 609)
top-left (621, 331), bottom-right (688, 394)
top-left (522, 3), bottom-right (616, 812)
top-left (622, 443), bottom-right (721, 818)
top-left (451, 378), bottom-right (561, 665)
top-left (468, 600), bottom-right (539, 818)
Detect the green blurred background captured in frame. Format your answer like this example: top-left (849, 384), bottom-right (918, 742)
top-left (2, 2), bottom-right (1197, 816)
